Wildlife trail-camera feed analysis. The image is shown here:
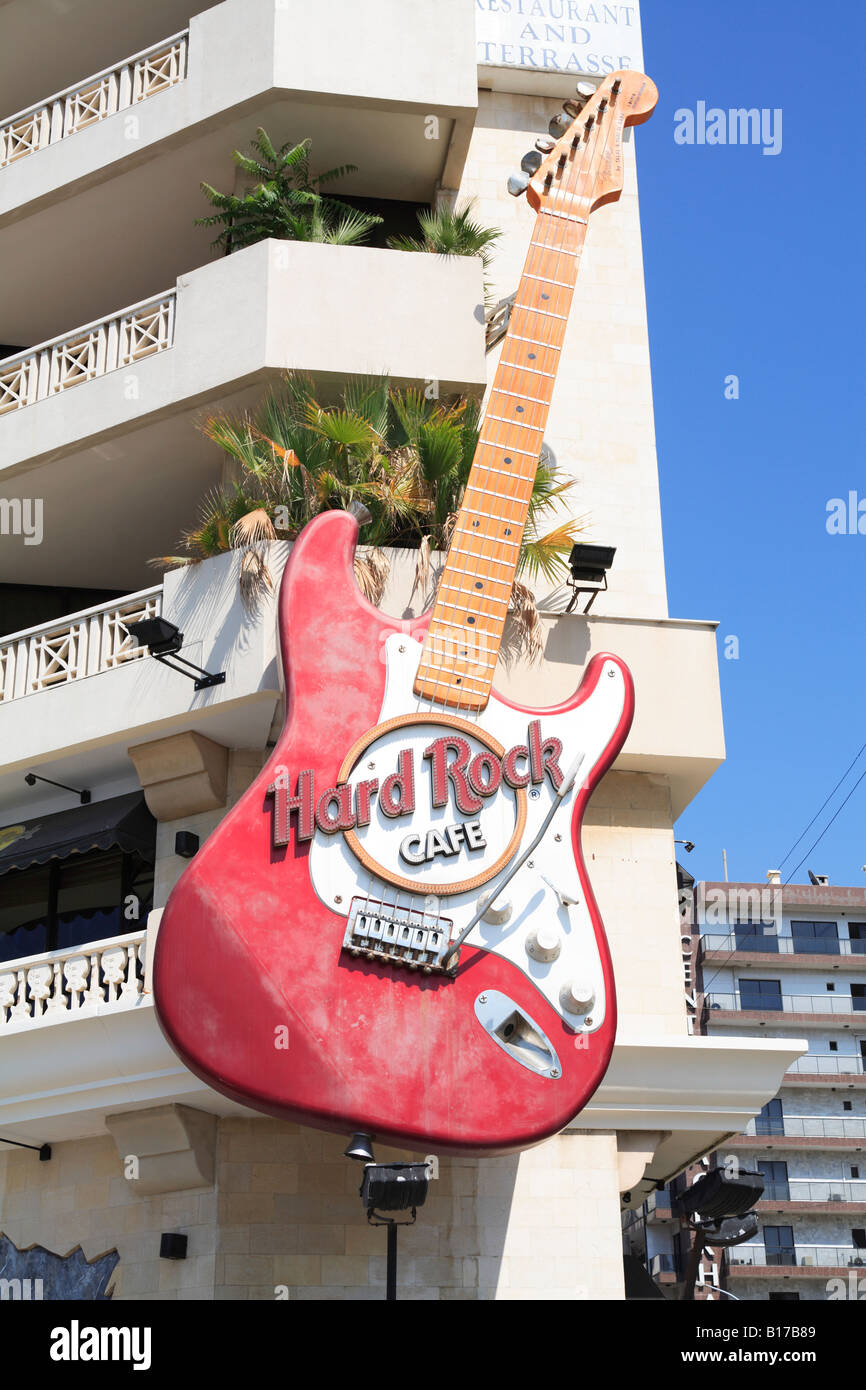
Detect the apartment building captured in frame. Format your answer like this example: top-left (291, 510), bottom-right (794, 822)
top-left (0, 1), bottom-right (798, 1300)
top-left (629, 875), bottom-right (866, 1300)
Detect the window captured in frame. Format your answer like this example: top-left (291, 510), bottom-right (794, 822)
top-left (0, 849), bottom-right (153, 962)
top-left (763, 1225), bottom-right (795, 1266)
top-left (849, 924), bottom-right (866, 956)
top-left (844, 1102), bottom-right (853, 1112)
top-left (739, 978), bottom-right (783, 1011)
top-left (734, 920), bottom-right (778, 953)
top-left (851, 984), bottom-right (866, 1013)
top-left (755, 1098), bottom-right (784, 1136)
top-left (850, 1167), bottom-right (860, 1180)
top-left (830, 1040), bottom-right (839, 1051)
top-left (757, 1160), bottom-right (790, 1202)
top-left (791, 920), bottom-right (839, 954)
top-left (827, 982), bottom-right (836, 991)
top-left (852, 1229), bottom-right (866, 1250)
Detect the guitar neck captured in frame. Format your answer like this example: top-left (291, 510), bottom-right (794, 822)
top-left (414, 209), bottom-right (587, 711)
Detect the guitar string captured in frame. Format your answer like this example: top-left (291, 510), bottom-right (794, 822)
top-left (363, 90), bottom-right (617, 954)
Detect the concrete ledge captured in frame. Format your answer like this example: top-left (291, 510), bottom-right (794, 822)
top-left (105, 1102), bottom-right (216, 1194)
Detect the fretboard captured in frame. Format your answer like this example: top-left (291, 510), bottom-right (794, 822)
top-left (414, 210), bottom-right (587, 711)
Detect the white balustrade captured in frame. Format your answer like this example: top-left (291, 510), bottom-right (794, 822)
top-left (0, 931), bottom-right (146, 1028)
top-left (0, 586), bottom-right (162, 702)
top-left (0, 291), bottom-right (175, 415)
top-left (0, 32), bottom-right (189, 167)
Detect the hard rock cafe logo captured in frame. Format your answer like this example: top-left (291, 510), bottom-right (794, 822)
top-left (268, 717), bottom-right (566, 893)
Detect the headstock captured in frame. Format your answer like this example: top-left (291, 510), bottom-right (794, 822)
top-left (507, 70), bottom-right (658, 218)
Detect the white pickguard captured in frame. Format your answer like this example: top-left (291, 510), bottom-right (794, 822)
top-left (308, 635), bottom-right (628, 1034)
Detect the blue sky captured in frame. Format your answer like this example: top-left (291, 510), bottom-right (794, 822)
top-left (637, 0), bottom-right (866, 887)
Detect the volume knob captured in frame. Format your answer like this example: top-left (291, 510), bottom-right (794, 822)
top-left (526, 924), bottom-right (561, 963)
top-left (560, 980), bottom-right (594, 1015)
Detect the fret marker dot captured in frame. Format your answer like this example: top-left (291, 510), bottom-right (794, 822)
top-left (504, 456), bottom-right (512, 464)
top-left (528, 353), bottom-right (536, 360)
top-left (467, 617), bottom-right (476, 625)
top-left (472, 520), bottom-right (480, 527)
top-left (541, 293), bottom-right (550, 300)
top-left (516, 405), bottom-right (524, 413)
top-left (475, 582), bottom-right (483, 589)
top-left (504, 528), bottom-right (512, 536)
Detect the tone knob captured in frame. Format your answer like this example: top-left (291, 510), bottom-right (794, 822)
top-left (480, 893), bottom-right (512, 925)
top-left (560, 980), bottom-right (594, 1015)
top-left (526, 924), bottom-right (561, 963)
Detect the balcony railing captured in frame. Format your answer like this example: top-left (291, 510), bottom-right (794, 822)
top-left (787, 1054), bottom-right (866, 1077)
top-left (0, 31), bottom-right (189, 168)
top-left (701, 931), bottom-right (866, 957)
top-left (0, 291), bottom-right (175, 415)
top-left (0, 587), bottom-right (161, 703)
top-left (650, 1253), bottom-right (679, 1277)
top-left (0, 930), bottom-right (146, 1029)
top-left (744, 1115), bottom-right (866, 1139)
top-left (706, 991), bottom-right (866, 1016)
top-left (730, 1245), bottom-right (866, 1269)
top-left (759, 1180), bottom-right (866, 1203)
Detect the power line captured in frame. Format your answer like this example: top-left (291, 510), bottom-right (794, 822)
top-left (784, 762), bottom-right (866, 886)
top-left (777, 738), bottom-right (866, 870)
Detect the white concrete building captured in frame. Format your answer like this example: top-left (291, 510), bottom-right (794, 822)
top-left (0, 1), bottom-right (799, 1300)
top-left (631, 878), bottom-right (866, 1300)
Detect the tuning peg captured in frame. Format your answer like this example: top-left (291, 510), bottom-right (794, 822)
top-left (520, 150), bottom-right (542, 174)
top-left (548, 113), bottom-right (571, 138)
top-left (506, 171), bottom-right (530, 196)
top-left (534, 135), bottom-right (556, 153)
top-left (576, 81), bottom-right (595, 99)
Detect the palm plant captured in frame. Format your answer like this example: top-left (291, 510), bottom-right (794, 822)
top-left (153, 376), bottom-right (585, 659)
top-left (387, 202), bottom-right (502, 305)
top-left (196, 129), bottom-right (382, 253)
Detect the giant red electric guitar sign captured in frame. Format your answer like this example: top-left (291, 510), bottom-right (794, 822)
top-left (153, 71), bottom-right (656, 1155)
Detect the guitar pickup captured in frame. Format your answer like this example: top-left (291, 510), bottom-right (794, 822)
top-left (342, 898), bottom-right (458, 977)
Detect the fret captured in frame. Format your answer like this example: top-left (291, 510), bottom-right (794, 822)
top-left (476, 441), bottom-right (540, 459)
top-left (523, 273), bottom-right (574, 289)
top-left (464, 487), bottom-right (531, 505)
top-left (441, 564), bottom-right (513, 590)
top-left (511, 306), bottom-right (569, 323)
top-left (506, 334), bottom-right (550, 347)
top-left (499, 364), bottom-right (557, 380)
top-left (490, 388), bottom-right (552, 406)
top-left (535, 207), bottom-right (587, 223)
top-left (483, 413), bottom-right (544, 429)
top-left (469, 462), bottom-right (533, 481)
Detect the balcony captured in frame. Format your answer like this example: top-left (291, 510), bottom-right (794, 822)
top-left (0, 0), bottom-right (478, 347)
top-left (728, 1245), bottom-right (866, 1277)
top-left (782, 1056), bottom-right (866, 1090)
top-left (755, 1179), bottom-right (866, 1215)
top-left (700, 931), bottom-right (866, 972)
top-left (731, 1114), bottom-right (866, 1149)
top-left (0, 238), bottom-right (485, 592)
top-left (0, 547), bottom-right (284, 816)
top-left (705, 991), bottom-right (866, 1028)
top-left (0, 930), bottom-right (146, 1031)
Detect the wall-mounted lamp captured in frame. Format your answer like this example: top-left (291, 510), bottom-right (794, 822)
top-left (158, 1233), bottom-right (188, 1260)
top-left (174, 831), bottom-right (200, 859)
top-left (675, 839), bottom-right (695, 854)
top-left (565, 543), bottom-right (616, 614)
top-left (24, 772), bottom-right (90, 805)
top-left (126, 617), bottom-right (225, 692)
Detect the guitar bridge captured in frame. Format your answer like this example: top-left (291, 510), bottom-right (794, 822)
top-left (342, 898), bottom-right (458, 977)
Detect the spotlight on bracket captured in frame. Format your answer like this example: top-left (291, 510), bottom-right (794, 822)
top-left (24, 772), bottom-right (90, 805)
top-left (565, 543), bottom-right (616, 614)
top-left (344, 1132), bottom-right (375, 1163)
top-left (126, 617), bottom-right (226, 693)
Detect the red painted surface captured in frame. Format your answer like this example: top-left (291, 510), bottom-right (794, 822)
top-left (153, 510), bottom-right (634, 1155)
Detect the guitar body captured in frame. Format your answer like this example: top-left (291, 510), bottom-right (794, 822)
top-left (153, 509), bottom-right (634, 1155)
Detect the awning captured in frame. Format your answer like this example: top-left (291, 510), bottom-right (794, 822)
top-left (0, 792), bottom-right (156, 877)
